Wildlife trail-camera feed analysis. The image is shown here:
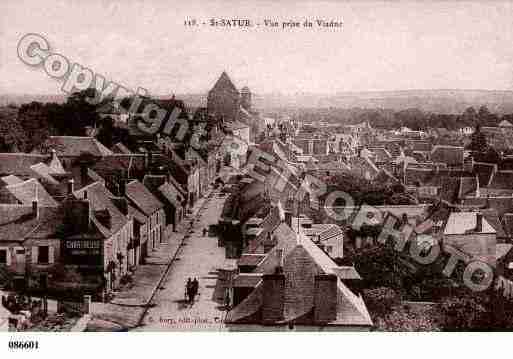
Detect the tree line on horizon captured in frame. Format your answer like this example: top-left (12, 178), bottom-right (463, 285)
top-left (1, 88), bottom-right (513, 153)
top-left (293, 105), bottom-right (513, 131)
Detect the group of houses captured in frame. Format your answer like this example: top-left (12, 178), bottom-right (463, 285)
top-left (244, 115), bottom-right (513, 279)
top-left (212, 109), bottom-right (513, 329)
top-left (0, 137), bottom-right (187, 300)
top-left (0, 71), bottom-right (271, 302)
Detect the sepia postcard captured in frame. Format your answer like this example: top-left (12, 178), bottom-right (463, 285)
top-left (2, 1), bottom-right (513, 351)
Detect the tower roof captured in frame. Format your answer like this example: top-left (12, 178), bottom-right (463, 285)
top-left (211, 71), bottom-right (239, 94)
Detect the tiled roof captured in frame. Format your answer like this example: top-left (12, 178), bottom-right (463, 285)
top-left (92, 154), bottom-right (146, 180)
top-left (5, 178), bottom-right (59, 207)
top-left (210, 71), bottom-right (239, 94)
top-left (306, 224), bottom-right (344, 242)
top-left (245, 204), bottom-right (283, 253)
top-left (226, 227), bottom-right (373, 327)
top-left (73, 181), bottom-right (127, 237)
top-left (0, 153), bottom-right (50, 177)
top-left (237, 254), bottom-right (266, 267)
top-left (30, 163), bottom-right (60, 185)
top-left (166, 173), bottom-right (187, 199)
top-left (332, 266), bottom-right (362, 280)
top-left (40, 136), bottom-right (113, 157)
top-left (125, 180), bottom-right (164, 216)
top-left (431, 145), bottom-right (464, 166)
top-left (233, 273), bottom-right (263, 288)
top-left (376, 205), bottom-right (431, 220)
top-left (0, 175), bottom-right (23, 186)
top-left (128, 204), bottom-right (147, 224)
top-left (158, 182), bottom-right (181, 208)
top-left (0, 205), bottom-right (61, 242)
top-left (47, 152), bottom-right (67, 174)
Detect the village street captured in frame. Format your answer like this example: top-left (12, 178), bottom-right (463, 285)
top-left (133, 187), bottom-right (234, 331)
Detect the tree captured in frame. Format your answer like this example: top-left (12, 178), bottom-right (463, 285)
top-left (364, 287), bottom-right (400, 315)
top-left (478, 105), bottom-right (499, 127)
top-left (364, 287), bottom-right (440, 331)
top-left (473, 146), bottom-right (500, 163)
top-left (440, 295), bottom-right (491, 330)
top-left (17, 101), bottom-right (54, 151)
top-left (461, 106), bottom-right (478, 126)
top-left (63, 89), bottom-right (100, 135)
top-left (96, 116), bottom-right (115, 148)
top-left (0, 106), bottom-right (28, 152)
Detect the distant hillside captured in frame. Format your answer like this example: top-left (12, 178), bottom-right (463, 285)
top-left (3, 89), bottom-right (513, 114)
top-left (175, 90), bottom-right (513, 114)
top-left (253, 90), bottom-right (513, 114)
top-left (0, 94), bottom-right (67, 106)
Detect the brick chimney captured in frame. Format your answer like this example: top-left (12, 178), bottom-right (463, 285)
top-left (67, 179), bottom-right (75, 195)
top-left (261, 273), bottom-right (285, 324)
top-left (32, 200), bottom-right (39, 219)
top-left (476, 213), bottom-right (483, 233)
top-left (80, 164), bottom-right (88, 187)
top-left (314, 274), bottom-right (338, 323)
top-left (68, 199), bottom-right (91, 232)
top-left (118, 180), bottom-right (127, 197)
top-left (284, 211), bottom-right (292, 227)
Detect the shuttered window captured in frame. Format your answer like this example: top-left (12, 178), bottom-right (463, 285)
top-left (0, 249), bottom-right (7, 264)
top-left (38, 246), bottom-right (49, 264)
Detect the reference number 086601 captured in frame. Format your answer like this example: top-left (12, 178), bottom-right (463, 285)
top-left (8, 341), bottom-right (39, 350)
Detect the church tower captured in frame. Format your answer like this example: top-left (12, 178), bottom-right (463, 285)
top-left (240, 86), bottom-right (251, 112)
top-left (207, 71), bottom-right (240, 122)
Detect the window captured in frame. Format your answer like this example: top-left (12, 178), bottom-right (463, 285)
top-left (38, 246), bottom-right (49, 264)
top-left (326, 246), bottom-right (333, 253)
top-left (0, 249), bottom-right (7, 264)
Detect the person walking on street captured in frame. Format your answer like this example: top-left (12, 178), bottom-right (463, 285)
top-left (185, 278), bottom-right (193, 303)
top-left (192, 278), bottom-right (199, 301)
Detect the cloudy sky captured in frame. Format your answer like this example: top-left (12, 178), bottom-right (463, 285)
top-left (2, 0), bottom-right (513, 95)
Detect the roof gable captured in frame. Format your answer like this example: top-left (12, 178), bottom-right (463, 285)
top-left (5, 178), bottom-right (59, 207)
top-left (125, 180), bottom-right (164, 216)
top-left (210, 71), bottom-right (239, 94)
top-left (41, 136), bottom-right (113, 157)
